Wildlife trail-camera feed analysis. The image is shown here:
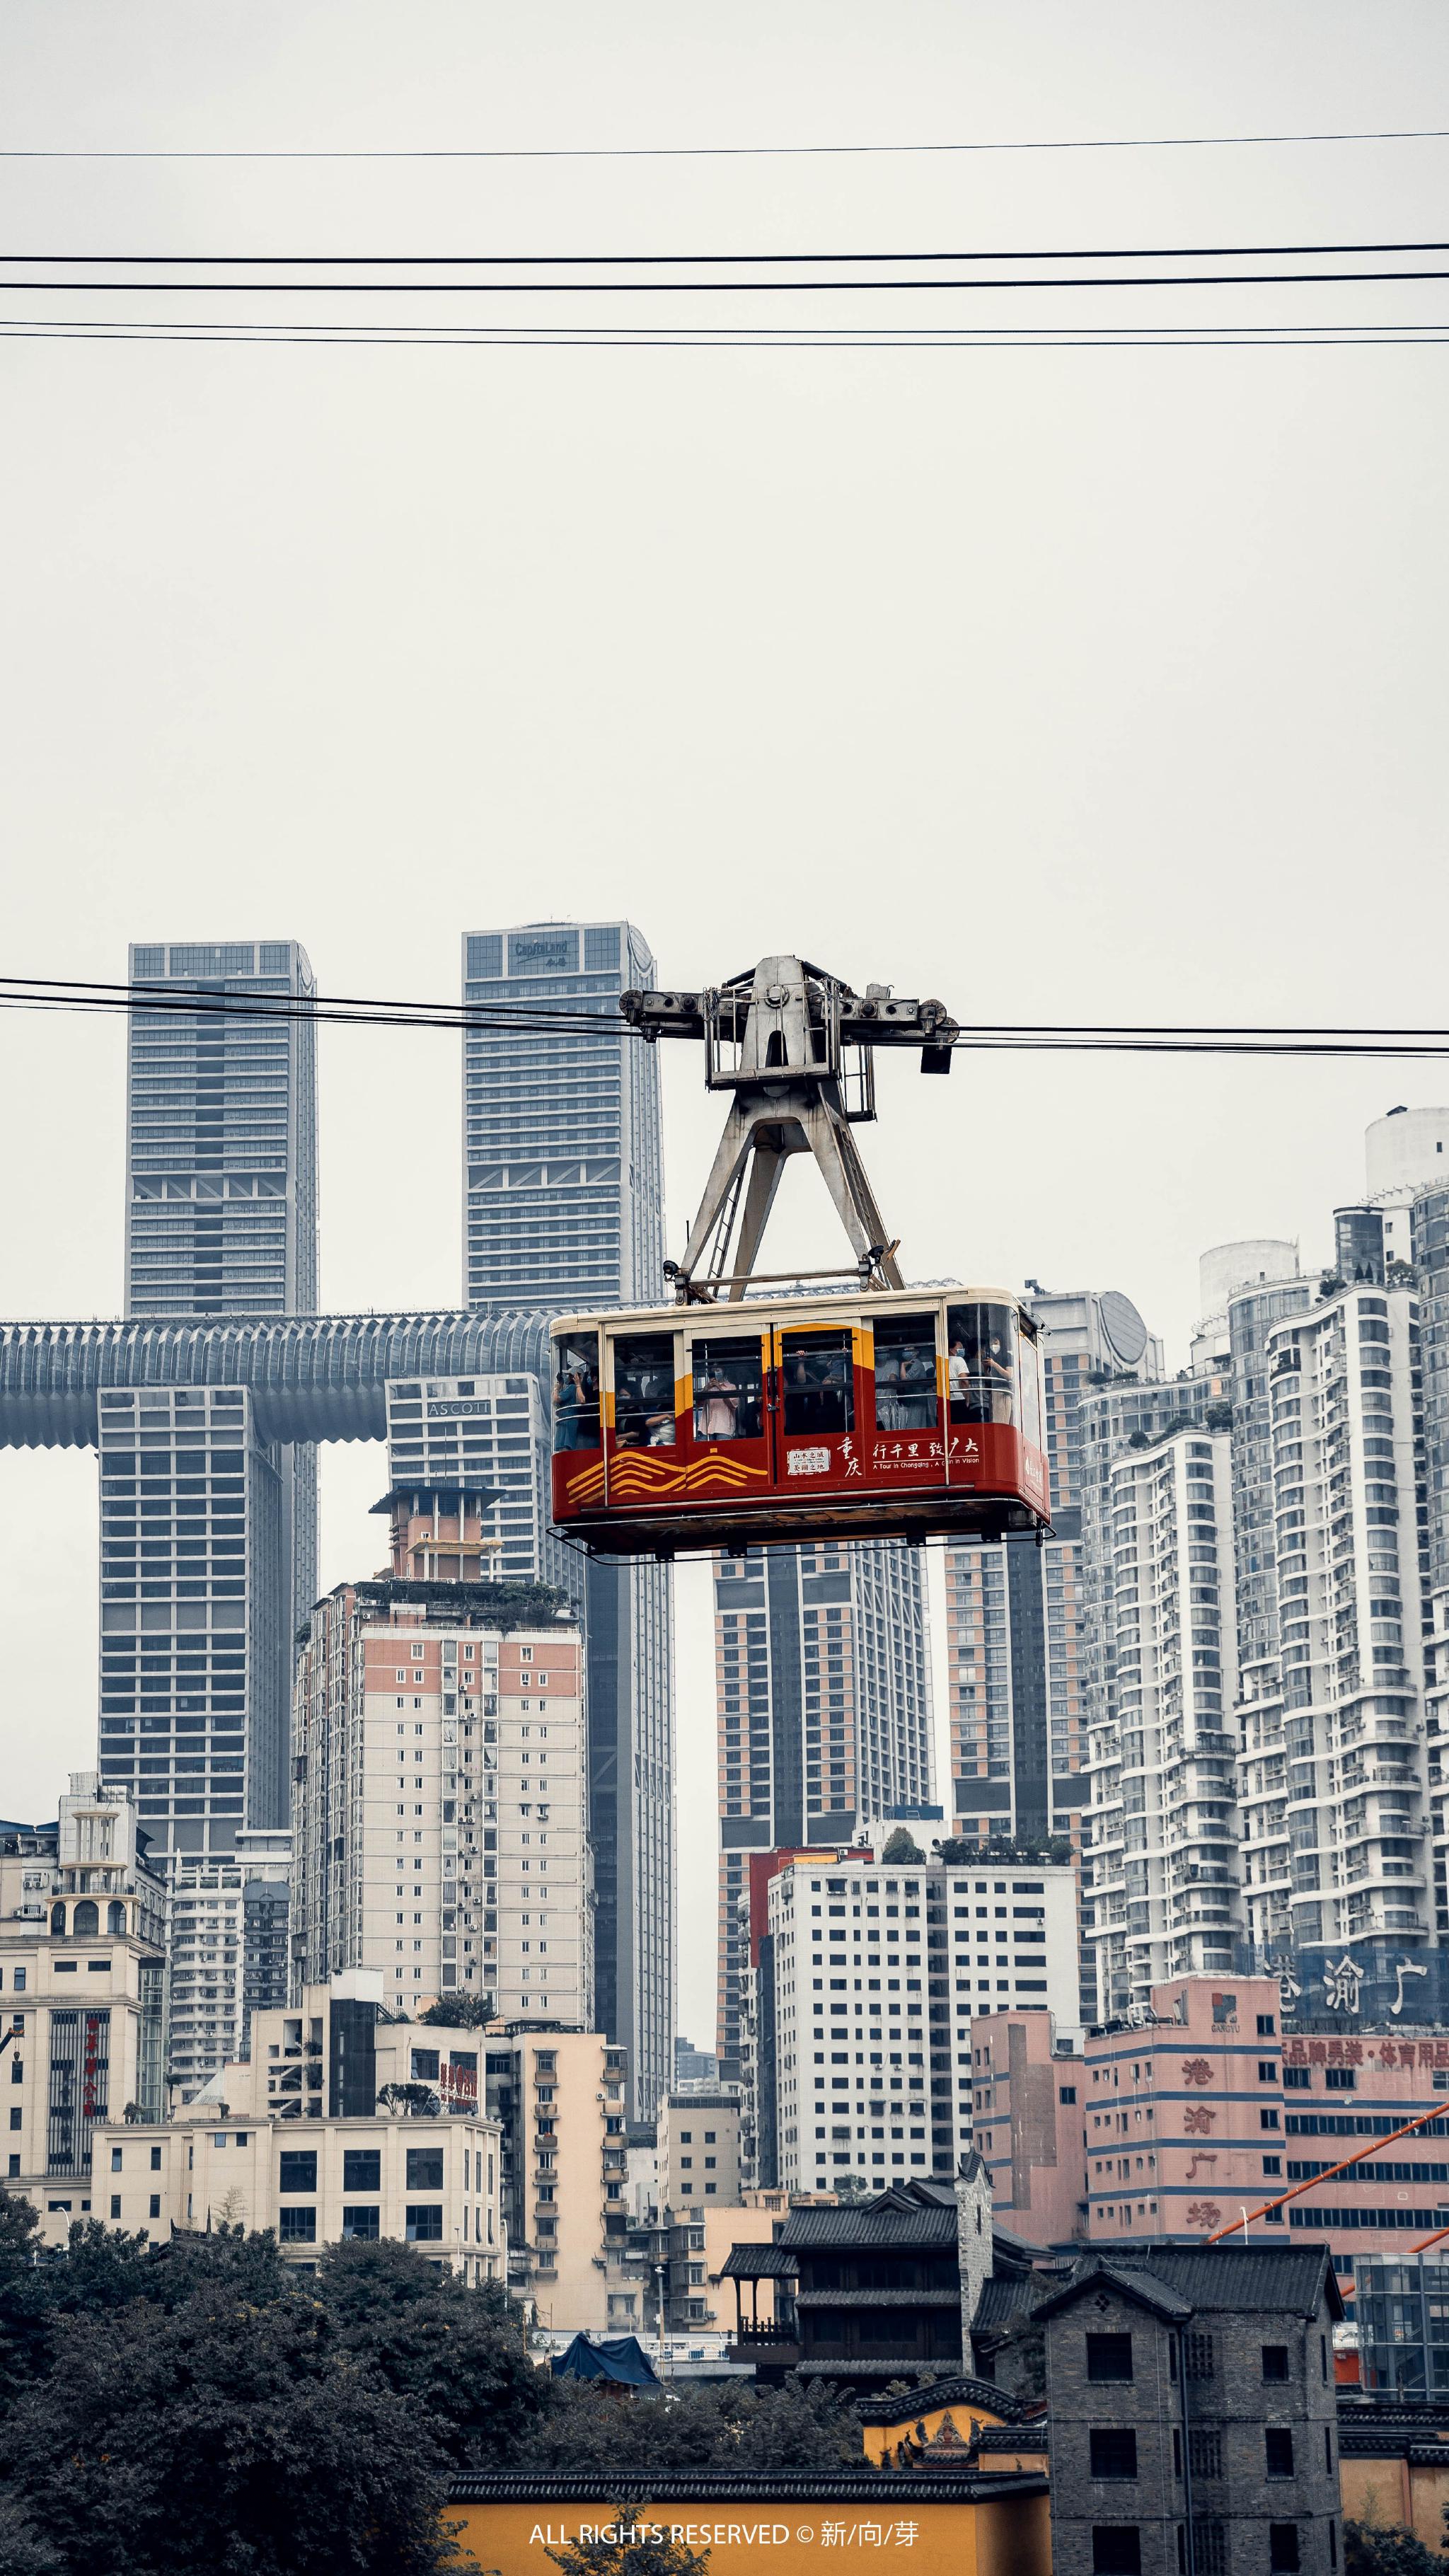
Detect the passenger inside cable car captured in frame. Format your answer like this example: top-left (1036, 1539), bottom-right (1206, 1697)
top-left (693, 1336), bottom-right (763, 1440)
top-left (553, 1332), bottom-right (600, 1450)
top-left (947, 1303), bottom-right (1016, 1425)
top-left (781, 1330), bottom-right (853, 1436)
top-left (874, 1308), bottom-right (938, 1431)
top-left (613, 1331), bottom-right (676, 1445)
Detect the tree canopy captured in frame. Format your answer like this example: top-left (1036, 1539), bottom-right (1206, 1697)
top-left (1347, 2519), bottom-right (1447, 2576)
top-left (0, 2178), bottom-right (865, 2570)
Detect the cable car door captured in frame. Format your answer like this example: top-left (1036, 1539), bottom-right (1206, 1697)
top-left (865, 1307), bottom-right (945, 1489)
top-left (770, 1319), bottom-right (863, 1495)
top-left (685, 1325), bottom-right (773, 1508)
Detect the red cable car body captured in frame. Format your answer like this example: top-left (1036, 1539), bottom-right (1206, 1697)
top-left (550, 1285), bottom-right (1049, 1556)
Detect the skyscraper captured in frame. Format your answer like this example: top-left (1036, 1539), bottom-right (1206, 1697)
top-left (461, 920), bottom-right (662, 1316)
top-left (714, 1537), bottom-right (933, 2079)
top-left (125, 940), bottom-right (317, 1322)
top-left (104, 940), bottom-right (318, 2095)
top-left (1238, 1280), bottom-right (1430, 1966)
top-left (944, 1289), bottom-right (1161, 1859)
top-left (461, 920), bottom-right (674, 2115)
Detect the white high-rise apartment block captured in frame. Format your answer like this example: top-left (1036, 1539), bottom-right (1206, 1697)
top-left (714, 1537), bottom-right (933, 2080)
top-left (761, 1848), bottom-right (1078, 2195)
top-left (291, 1586), bottom-right (589, 2022)
top-left (1083, 1428), bottom-right (1240, 2012)
top-left (1237, 1281), bottom-right (1430, 1958)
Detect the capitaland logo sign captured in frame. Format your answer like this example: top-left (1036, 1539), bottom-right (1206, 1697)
top-left (512, 938), bottom-right (574, 970)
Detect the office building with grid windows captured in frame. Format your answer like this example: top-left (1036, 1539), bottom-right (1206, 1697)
top-left (461, 920), bottom-right (674, 2119)
top-left (110, 942), bottom-right (321, 1861)
top-left (714, 1538), bottom-right (933, 2080)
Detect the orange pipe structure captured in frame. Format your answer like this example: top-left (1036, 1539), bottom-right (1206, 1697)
top-left (1408, 2217), bottom-right (1449, 2254)
top-left (1203, 2094), bottom-right (1449, 2242)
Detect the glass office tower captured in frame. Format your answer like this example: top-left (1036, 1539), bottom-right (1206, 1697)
top-left (101, 940), bottom-right (318, 2093)
top-left (461, 920), bottom-right (674, 2116)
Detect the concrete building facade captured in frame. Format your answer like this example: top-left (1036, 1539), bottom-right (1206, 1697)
top-left (715, 1537), bottom-right (933, 2079)
top-left (1, 1777), bottom-right (168, 2248)
top-left (483, 2022), bottom-right (629, 2328)
top-left (657, 2087), bottom-right (743, 2217)
top-left (291, 1561), bottom-right (588, 2025)
top-left (461, 918), bottom-right (674, 2121)
top-left (946, 1288), bottom-right (1161, 1860)
top-left (1239, 1283), bottom-right (1430, 1968)
top-left (761, 1846), bottom-right (1078, 2196)
top-left (1037, 2243), bottom-right (1342, 2576)
top-left (113, 938), bottom-right (319, 1881)
top-left (94, 1974), bottom-right (502, 2280)
top-left (1084, 1428), bottom-right (1241, 2011)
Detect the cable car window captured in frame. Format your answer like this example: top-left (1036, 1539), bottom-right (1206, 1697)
top-left (692, 1338), bottom-right (764, 1440)
top-left (613, 1333), bottom-right (679, 1448)
top-left (946, 1304), bottom-right (1017, 1425)
top-left (780, 1328), bottom-right (855, 1436)
top-left (553, 1333), bottom-right (600, 1452)
top-left (1018, 1320), bottom-right (1044, 1450)
top-left (873, 1311), bottom-right (940, 1431)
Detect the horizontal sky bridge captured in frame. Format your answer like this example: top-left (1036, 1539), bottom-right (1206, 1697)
top-left (0, 1310), bottom-right (554, 1449)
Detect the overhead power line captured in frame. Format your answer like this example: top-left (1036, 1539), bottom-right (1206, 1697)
top-left (2, 125), bottom-right (1449, 161)
top-left (6, 266), bottom-right (1449, 294)
top-left (6, 236), bottom-right (1449, 264)
top-left (5, 318), bottom-right (1448, 352)
top-left (4, 974), bottom-right (1449, 1060)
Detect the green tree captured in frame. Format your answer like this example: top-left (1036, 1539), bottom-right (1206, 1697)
top-left (511, 2375), bottom-right (860, 2476)
top-left (1349, 2519), bottom-right (1446, 2576)
top-left (2, 2286), bottom-right (456, 2575)
top-left (549, 2519), bottom-right (710, 2576)
top-left (318, 2236), bottom-right (548, 2462)
top-left (880, 1827), bottom-right (925, 1864)
top-left (419, 1992), bottom-right (495, 2028)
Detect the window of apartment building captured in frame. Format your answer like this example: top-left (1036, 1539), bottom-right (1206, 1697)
top-left (1265, 2430), bottom-right (1295, 2478)
top-left (1086, 2334), bottom-right (1134, 2381)
top-left (1184, 2333), bottom-right (1216, 2381)
top-left (1191, 2523), bottom-right (1226, 2576)
top-left (1090, 2430), bottom-right (1138, 2480)
top-left (407, 2148), bottom-right (444, 2190)
top-left (1269, 2530), bottom-right (1300, 2574)
top-left (1092, 2531), bottom-right (1141, 2576)
top-left (406, 2205), bottom-right (443, 2241)
top-left (343, 2150), bottom-right (381, 2193)
top-left (342, 2207), bottom-right (380, 2240)
top-left (1324, 2068), bottom-right (1356, 2093)
top-left (1284, 2067), bottom-right (1310, 2090)
top-left (150, 2146), bottom-right (161, 2171)
top-left (1188, 2429), bottom-right (1221, 2480)
top-left (279, 2152), bottom-right (317, 2194)
top-left (1262, 2345), bottom-right (1291, 2381)
top-left (279, 2209), bottom-right (317, 2243)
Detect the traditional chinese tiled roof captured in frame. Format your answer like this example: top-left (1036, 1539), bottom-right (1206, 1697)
top-left (1030, 2243), bottom-right (1343, 2325)
top-left (718, 2241), bottom-right (798, 2280)
top-left (446, 2473), bottom-right (1049, 2502)
top-left (856, 2374), bottom-right (1039, 2426)
top-left (777, 2187), bottom-right (959, 2252)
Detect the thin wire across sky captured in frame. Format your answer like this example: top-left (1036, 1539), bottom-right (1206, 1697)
top-left (6, 973), bottom-right (1449, 1060)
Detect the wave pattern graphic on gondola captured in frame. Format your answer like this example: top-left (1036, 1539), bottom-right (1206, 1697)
top-left (564, 1450), bottom-right (769, 1507)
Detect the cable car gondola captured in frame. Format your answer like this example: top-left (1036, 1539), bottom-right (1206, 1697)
top-left (550, 1283), bottom-right (1047, 1554)
top-left (548, 952), bottom-right (1052, 1559)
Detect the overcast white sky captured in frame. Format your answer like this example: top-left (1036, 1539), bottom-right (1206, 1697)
top-left (2, 1), bottom-right (1448, 2035)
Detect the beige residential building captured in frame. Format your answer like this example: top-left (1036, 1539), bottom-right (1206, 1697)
top-left (657, 2088), bottom-right (742, 2217)
top-left (291, 1484), bottom-right (589, 2021)
top-left (1, 1776), bottom-right (168, 2249)
top-left (484, 2022), bottom-right (628, 2329)
top-left (92, 1970), bottom-right (502, 2280)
